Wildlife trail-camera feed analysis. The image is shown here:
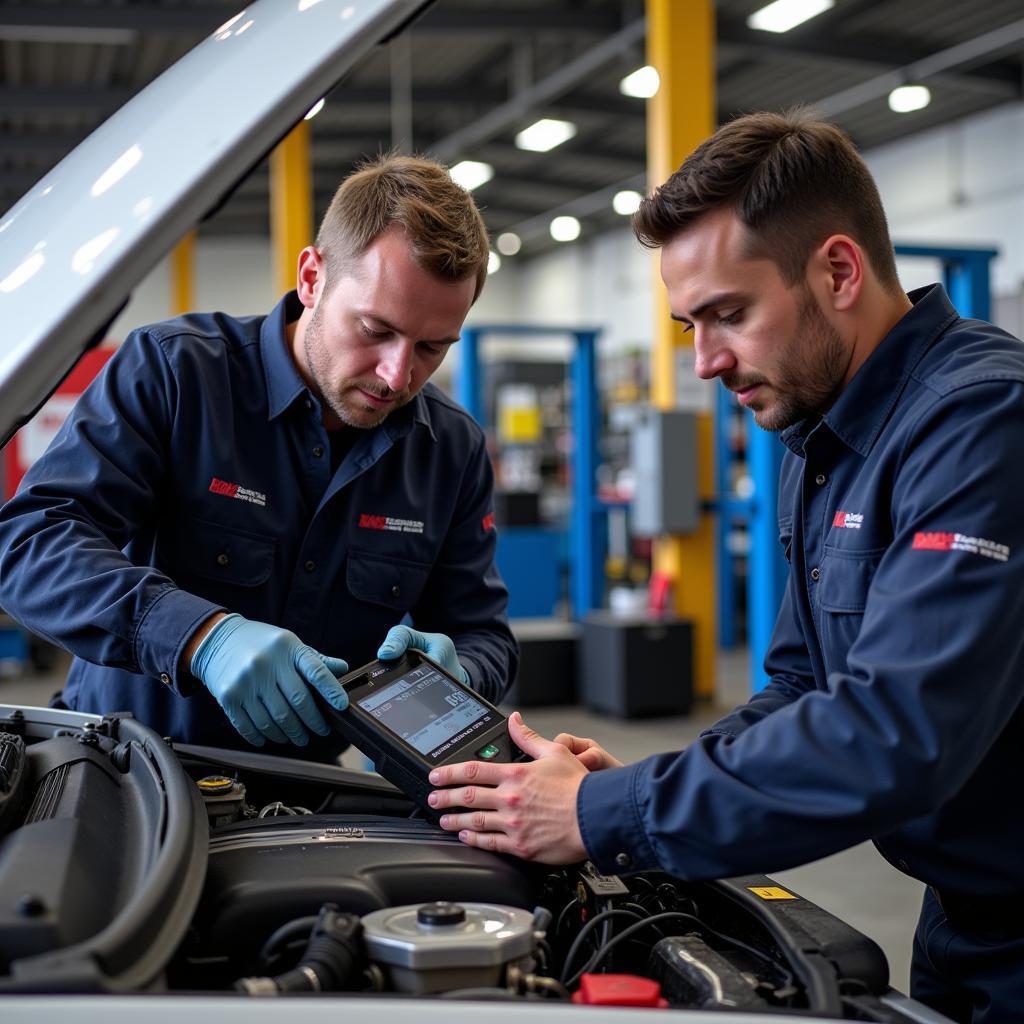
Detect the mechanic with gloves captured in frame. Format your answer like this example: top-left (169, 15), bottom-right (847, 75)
top-left (0, 154), bottom-right (516, 760)
top-left (426, 111), bottom-right (1024, 1024)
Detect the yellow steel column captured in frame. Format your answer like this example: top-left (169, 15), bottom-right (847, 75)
top-left (645, 0), bottom-right (717, 698)
top-left (270, 119), bottom-right (313, 295)
top-left (170, 230), bottom-right (196, 315)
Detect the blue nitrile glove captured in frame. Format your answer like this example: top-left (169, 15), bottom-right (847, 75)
top-left (377, 625), bottom-right (471, 686)
top-left (191, 613), bottom-right (349, 748)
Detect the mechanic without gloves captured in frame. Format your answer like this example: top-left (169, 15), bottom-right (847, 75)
top-left (0, 155), bottom-right (517, 760)
top-left (426, 111), bottom-right (1024, 1024)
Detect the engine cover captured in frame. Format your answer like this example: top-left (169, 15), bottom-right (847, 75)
top-left (189, 814), bottom-right (541, 961)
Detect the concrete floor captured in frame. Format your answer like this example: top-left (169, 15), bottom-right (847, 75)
top-left (0, 646), bottom-right (923, 992)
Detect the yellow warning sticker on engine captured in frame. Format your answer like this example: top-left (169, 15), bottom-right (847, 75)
top-left (747, 886), bottom-right (797, 900)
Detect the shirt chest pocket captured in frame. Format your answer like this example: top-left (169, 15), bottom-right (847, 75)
top-left (816, 546), bottom-right (883, 672)
top-left (346, 550), bottom-right (431, 611)
top-left (172, 520), bottom-right (277, 587)
top-left (817, 546), bottom-right (884, 612)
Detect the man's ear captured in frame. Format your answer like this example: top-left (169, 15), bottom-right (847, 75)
top-left (811, 234), bottom-right (864, 313)
top-left (295, 246), bottom-right (325, 308)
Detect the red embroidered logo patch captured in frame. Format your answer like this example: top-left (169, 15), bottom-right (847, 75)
top-left (912, 531), bottom-right (1009, 562)
top-left (832, 510), bottom-right (863, 530)
top-left (209, 477), bottom-right (266, 507)
top-left (358, 513), bottom-right (424, 535)
top-left (911, 531), bottom-right (954, 551)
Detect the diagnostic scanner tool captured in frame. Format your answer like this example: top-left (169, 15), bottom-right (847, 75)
top-left (318, 649), bottom-right (527, 820)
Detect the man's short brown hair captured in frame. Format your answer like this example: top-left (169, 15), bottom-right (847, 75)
top-left (633, 108), bottom-right (901, 293)
top-left (316, 153), bottom-right (490, 300)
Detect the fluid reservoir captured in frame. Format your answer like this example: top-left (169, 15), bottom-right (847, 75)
top-left (361, 901), bottom-right (535, 994)
top-left (196, 774), bottom-right (247, 828)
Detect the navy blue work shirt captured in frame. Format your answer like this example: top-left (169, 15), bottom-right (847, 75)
top-left (580, 285), bottom-right (1024, 897)
top-left (0, 293), bottom-right (517, 758)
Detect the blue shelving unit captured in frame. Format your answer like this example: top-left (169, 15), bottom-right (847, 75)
top-left (457, 325), bottom-right (605, 619)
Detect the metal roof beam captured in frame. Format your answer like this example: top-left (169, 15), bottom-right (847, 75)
top-left (0, 128), bottom-right (87, 154)
top-left (321, 84), bottom-right (509, 107)
top-left (0, 86), bottom-right (130, 112)
top-left (814, 17), bottom-right (1024, 117)
top-left (717, 15), bottom-right (1022, 94)
top-left (415, 5), bottom-right (622, 33)
top-left (502, 171), bottom-right (647, 244)
top-left (478, 139), bottom-right (643, 170)
top-left (429, 17), bottom-right (646, 163)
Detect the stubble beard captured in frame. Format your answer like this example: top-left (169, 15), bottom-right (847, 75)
top-left (735, 289), bottom-right (848, 433)
top-left (304, 303), bottom-right (411, 429)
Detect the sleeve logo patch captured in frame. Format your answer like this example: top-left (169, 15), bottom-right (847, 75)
top-left (912, 531), bottom-right (1009, 562)
top-left (482, 512), bottom-right (495, 531)
top-left (747, 886), bottom-right (797, 900)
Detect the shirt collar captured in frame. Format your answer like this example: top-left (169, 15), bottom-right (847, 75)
top-left (260, 291), bottom-right (437, 442)
top-left (382, 386), bottom-right (437, 443)
top-left (261, 291), bottom-right (308, 420)
top-left (781, 283), bottom-right (958, 458)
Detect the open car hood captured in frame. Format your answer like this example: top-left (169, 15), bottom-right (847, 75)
top-left (0, 0), bottom-right (430, 448)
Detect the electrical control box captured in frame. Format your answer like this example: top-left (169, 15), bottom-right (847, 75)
top-left (630, 410), bottom-right (699, 535)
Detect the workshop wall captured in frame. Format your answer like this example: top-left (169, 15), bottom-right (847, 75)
top-left (867, 101), bottom-right (1023, 299)
top-left (472, 230), bottom-right (654, 357)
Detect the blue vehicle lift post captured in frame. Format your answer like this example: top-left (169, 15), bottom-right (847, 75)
top-left (457, 325), bottom-right (605, 619)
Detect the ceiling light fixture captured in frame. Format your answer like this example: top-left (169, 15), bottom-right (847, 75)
top-left (619, 65), bottom-right (660, 99)
top-left (449, 160), bottom-right (494, 191)
top-left (550, 216), bottom-right (581, 242)
top-left (515, 118), bottom-right (577, 153)
top-left (487, 251), bottom-right (501, 275)
top-left (612, 190), bottom-right (642, 216)
top-left (888, 84), bottom-right (931, 113)
top-left (496, 232), bottom-right (522, 256)
top-left (747, 0), bottom-right (834, 33)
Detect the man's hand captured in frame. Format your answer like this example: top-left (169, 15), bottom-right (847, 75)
top-left (190, 613), bottom-right (349, 747)
top-left (378, 625), bottom-right (469, 685)
top-left (552, 732), bottom-right (624, 772)
top-left (427, 712), bottom-right (591, 863)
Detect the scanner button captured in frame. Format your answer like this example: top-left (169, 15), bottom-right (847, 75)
top-left (477, 743), bottom-right (501, 760)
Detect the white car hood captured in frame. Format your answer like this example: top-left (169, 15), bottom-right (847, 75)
top-left (0, 0), bottom-right (428, 447)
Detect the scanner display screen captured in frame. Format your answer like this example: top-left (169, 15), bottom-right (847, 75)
top-left (355, 663), bottom-right (496, 762)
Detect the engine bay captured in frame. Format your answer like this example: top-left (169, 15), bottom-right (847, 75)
top-left (0, 706), bottom-right (909, 1019)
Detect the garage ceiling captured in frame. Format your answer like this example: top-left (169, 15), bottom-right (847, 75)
top-left (1, 0), bottom-right (1021, 258)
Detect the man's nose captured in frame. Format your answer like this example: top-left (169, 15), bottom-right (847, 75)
top-left (692, 328), bottom-right (736, 380)
top-left (377, 339), bottom-right (414, 393)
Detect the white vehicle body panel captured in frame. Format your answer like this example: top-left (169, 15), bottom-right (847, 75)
top-left (0, 0), bottom-right (426, 445)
